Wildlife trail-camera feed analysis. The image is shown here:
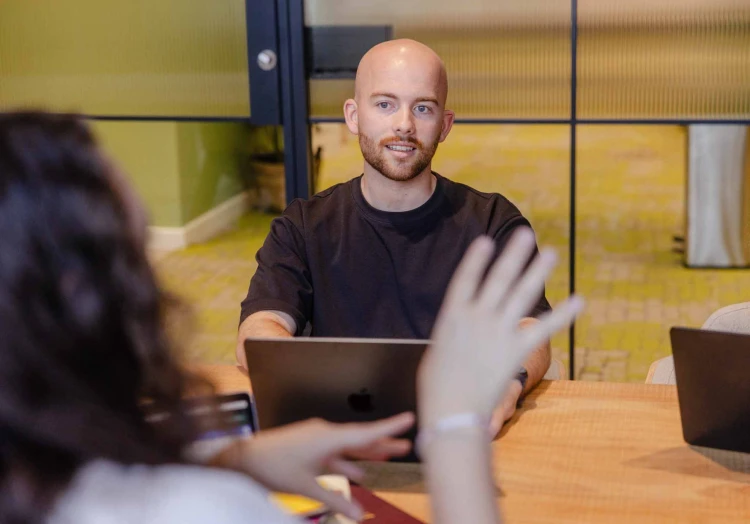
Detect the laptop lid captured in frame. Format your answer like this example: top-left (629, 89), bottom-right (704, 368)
top-left (670, 326), bottom-right (750, 453)
top-left (244, 337), bottom-right (427, 451)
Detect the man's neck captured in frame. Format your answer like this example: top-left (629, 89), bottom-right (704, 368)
top-left (361, 165), bottom-right (437, 212)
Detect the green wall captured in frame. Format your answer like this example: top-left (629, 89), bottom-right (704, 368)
top-left (92, 121), bottom-right (182, 227)
top-left (176, 123), bottom-right (247, 223)
top-left (93, 121), bottom-right (246, 228)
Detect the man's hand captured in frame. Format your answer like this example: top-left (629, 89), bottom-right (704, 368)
top-left (488, 379), bottom-right (523, 438)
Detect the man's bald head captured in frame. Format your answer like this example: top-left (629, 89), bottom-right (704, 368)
top-left (344, 39), bottom-right (455, 184)
top-left (354, 39), bottom-right (448, 106)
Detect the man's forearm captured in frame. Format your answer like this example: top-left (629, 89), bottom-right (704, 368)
top-left (236, 313), bottom-right (294, 367)
top-left (518, 317), bottom-right (551, 394)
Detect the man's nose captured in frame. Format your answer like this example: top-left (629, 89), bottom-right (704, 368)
top-left (393, 107), bottom-right (415, 136)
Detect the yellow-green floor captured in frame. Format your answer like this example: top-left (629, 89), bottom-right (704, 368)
top-left (156, 124), bottom-right (750, 382)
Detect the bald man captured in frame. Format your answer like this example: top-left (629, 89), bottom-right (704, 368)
top-left (238, 40), bottom-right (552, 436)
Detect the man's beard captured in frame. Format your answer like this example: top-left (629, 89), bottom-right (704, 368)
top-left (359, 132), bottom-right (440, 182)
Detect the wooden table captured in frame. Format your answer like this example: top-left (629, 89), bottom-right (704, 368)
top-left (194, 364), bottom-right (750, 523)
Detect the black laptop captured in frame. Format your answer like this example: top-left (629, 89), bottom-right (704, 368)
top-left (670, 327), bottom-right (750, 453)
top-left (244, 337), bottom-right (428, 460)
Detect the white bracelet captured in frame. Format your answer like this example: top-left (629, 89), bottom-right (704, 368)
top-left (416, 412), bottom-right (489, 458)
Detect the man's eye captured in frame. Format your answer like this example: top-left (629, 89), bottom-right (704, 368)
top-left (415, 105), bottom-right (429, 113)
top-left (378, 102), bottom-right (389, 109)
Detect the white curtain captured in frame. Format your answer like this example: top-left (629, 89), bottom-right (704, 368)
top-left (687, 125), bottom-right (749, 267)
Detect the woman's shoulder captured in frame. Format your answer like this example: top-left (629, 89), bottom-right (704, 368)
top-left (48, 459), bottom-right (299, 524)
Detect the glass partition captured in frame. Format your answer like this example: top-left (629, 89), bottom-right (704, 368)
top-left (306, 0), bottom-right (571, 120)
top-left (578, 0), bottom-right (750, 120)
top-left (0, 0), bottom-right (250, 117)
top-left (574, 125), bottom-right (689, 380)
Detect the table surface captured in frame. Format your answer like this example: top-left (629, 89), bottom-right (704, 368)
top-left (193, 364), bottom-right (750, 524)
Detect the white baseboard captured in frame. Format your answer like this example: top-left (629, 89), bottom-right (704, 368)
top-left (147, 191), bottom-right (249, 253)
top-left (148, 227), bottom-right (188, 252)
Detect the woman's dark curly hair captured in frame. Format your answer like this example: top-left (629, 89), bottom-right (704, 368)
top-left (0, 112), bottom-right (211, 523)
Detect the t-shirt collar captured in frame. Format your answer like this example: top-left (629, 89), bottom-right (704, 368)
top-left (350, 172), bottom-right (447, 227)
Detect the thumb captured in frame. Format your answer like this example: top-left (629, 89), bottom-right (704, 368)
top-left (303, 480), bottom-right (364, 521)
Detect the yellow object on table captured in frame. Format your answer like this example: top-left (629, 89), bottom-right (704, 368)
top-left (270, 475), bottom-right (351, 518)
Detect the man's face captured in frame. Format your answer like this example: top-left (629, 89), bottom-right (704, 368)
top-left (346, 56), bottom-right (453, 182)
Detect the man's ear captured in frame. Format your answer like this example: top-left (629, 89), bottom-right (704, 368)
top-left (343, 99), bottom-right (359, 135)
top-left (439, 109), bottom-right (455, 143)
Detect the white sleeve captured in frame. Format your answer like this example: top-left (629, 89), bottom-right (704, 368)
top-left (143, 466), bottom-right (303, 524)
top-left (48, 461), bottom-right (302, 524)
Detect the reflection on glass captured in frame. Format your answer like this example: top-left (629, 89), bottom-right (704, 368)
top-left (306, 0), bottom-right (571, 119)
top-left (0, 0), bottom-right (249, 117)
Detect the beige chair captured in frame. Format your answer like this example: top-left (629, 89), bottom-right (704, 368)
top-left (544, 357), bottom-right (567, 380)
top-left (646, 302), bottom-right (750, 384)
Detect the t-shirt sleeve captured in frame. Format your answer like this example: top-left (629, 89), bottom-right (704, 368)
top-left (492, 215), bottom-right (552, 319)
top-left (239, 208), bottom-right (312, 335)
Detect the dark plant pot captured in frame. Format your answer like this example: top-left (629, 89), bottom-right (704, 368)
top-left (242, 147), bottom-right (322, 214)
top-left (245, 158), bottom-right (286, 213)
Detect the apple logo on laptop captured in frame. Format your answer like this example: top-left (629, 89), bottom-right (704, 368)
top-left (348, 388), bottom-right (374, 412)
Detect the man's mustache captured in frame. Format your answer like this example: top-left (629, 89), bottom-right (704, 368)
top-left (379, 136), bottom-right (423, 149)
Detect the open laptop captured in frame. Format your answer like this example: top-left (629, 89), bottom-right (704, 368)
top-left (244, 337), bottom-right (427, 460)
top-left (670, 327), bottom-right (750, 453)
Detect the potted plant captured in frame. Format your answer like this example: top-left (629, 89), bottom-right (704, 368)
top-left (243, 125), bottom-right (322, 213)
top-left (243, 125), bottom-right (286, 213)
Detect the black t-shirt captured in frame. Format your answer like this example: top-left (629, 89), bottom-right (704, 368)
top-left (240, 173), bottom-right (551, 338)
